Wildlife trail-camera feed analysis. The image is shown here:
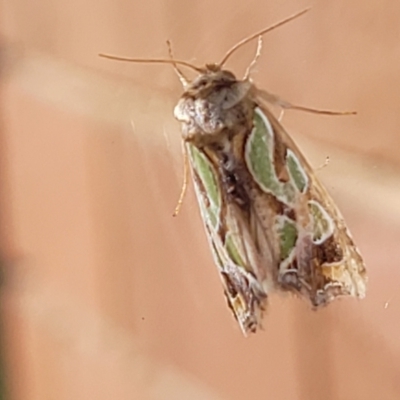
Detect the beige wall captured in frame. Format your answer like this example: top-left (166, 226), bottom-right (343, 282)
top-left (1, 1), bottom-right (400, 399)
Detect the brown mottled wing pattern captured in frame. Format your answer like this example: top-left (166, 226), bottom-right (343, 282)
top-left (256, 104), bottom-right (367, 305)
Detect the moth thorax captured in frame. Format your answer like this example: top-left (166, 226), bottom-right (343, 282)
top-left (174, 75), bottom-right (254, 143)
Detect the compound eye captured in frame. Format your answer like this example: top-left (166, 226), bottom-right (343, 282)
top-left (194, 78), bottom-right (208, 89)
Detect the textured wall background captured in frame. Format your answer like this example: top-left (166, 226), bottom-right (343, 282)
top-left (1, 1), bottom-right (400, 399)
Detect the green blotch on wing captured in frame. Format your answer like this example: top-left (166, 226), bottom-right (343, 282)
top-left (246, 108), bottom-right (295, 203)
top-left (287, 150), bottom-right (308, 193)
top-left (225, 233), bottom-right (245, 268)
top-left (278, 218), bottom-right (298, 261)
top-left (308, 200), bottom-right (334, 243)
top-left (189, 144), bottom-right (221, 227)
top-left (246, 109), bottom-right (281, 195)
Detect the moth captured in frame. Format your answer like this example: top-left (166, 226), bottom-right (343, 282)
top-left (100, 8), bottom-right (367, 335)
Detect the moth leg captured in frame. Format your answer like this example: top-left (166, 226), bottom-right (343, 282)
top-left (173, 142), bottom-right (190, 217)
top-left (315, 156), bottom-right (330, 171)
top-left (166, 40), bottom-right (190, 88)
top-left (257, 89), bottom-right (356, 116)
top-left (278, 108), bottom-right (285, 122)
top-left (243, 36), bottom-right (263, 80)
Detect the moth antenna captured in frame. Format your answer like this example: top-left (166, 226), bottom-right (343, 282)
top-left (173, 144), bottom-right (190, 217)
top-left (218, 7), bottom-right (311, 68)
top-left (258, 89), bottom-right (357, 116)
top-left (282, 105), bottom-right (357, 116)
top-left (166, 40), bottom-right (190, 88)
top-left (99, 53), bottom-right (204, 74)
top-left (243, 36), bottom-right (263, 80)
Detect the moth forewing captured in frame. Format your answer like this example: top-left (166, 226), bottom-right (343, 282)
top-left (187, 141), bottom-right (269, 334)
top-left (251, 104), bottom-right (367, 303)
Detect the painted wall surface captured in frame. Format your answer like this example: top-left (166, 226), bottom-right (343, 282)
top-left (1, 1), bottom-right (399, 399)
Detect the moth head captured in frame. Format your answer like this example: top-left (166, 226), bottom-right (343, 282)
top-left (186, 67), bottom-right (238, 93)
